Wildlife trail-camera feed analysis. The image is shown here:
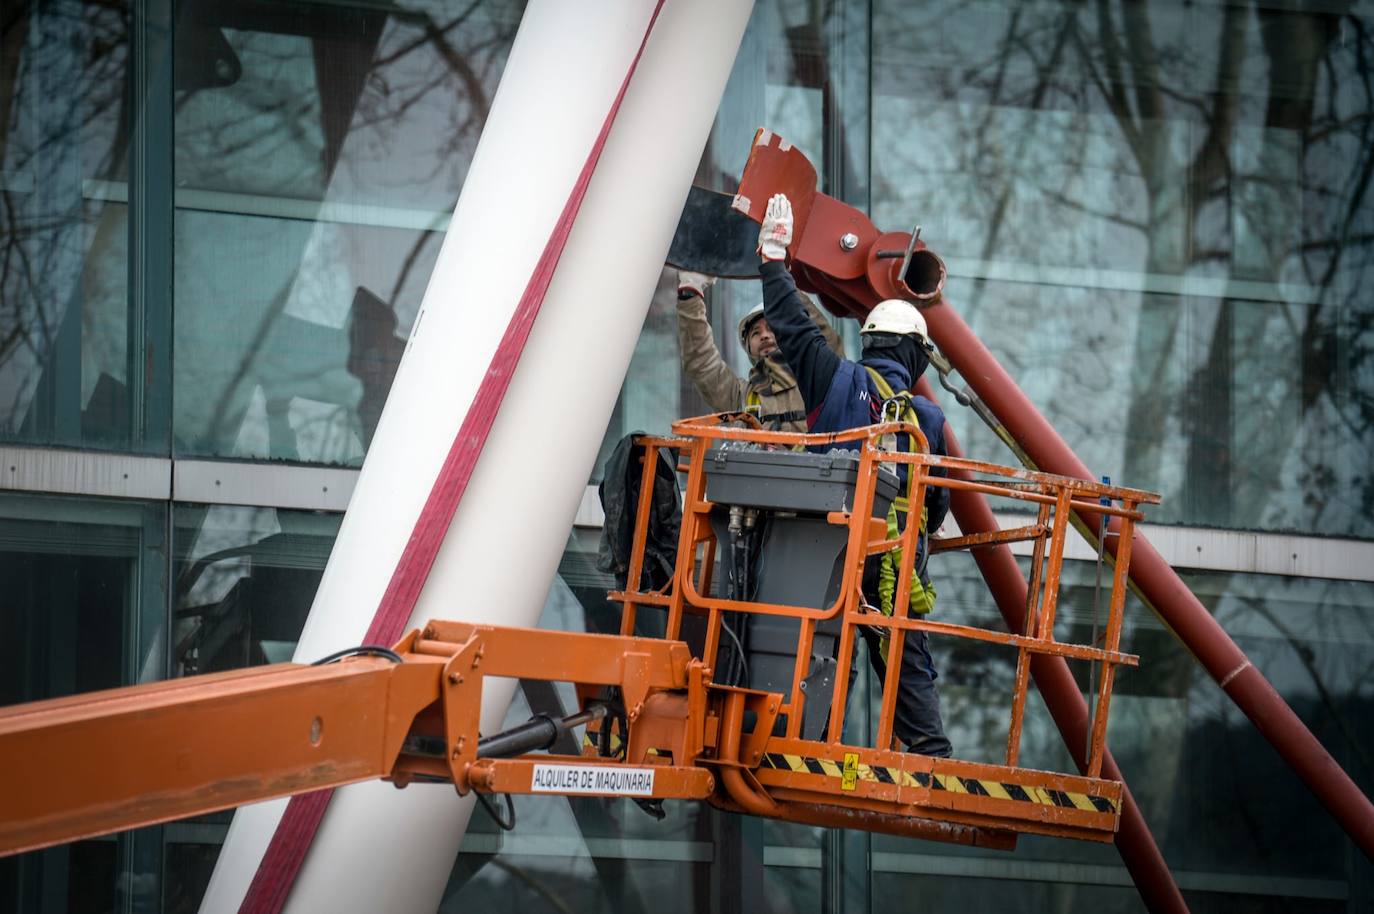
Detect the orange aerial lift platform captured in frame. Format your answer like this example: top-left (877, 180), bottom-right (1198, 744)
top-left (0, 412), bottom-right (1157, 859)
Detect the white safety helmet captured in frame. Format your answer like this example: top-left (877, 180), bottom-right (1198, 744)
top-left (860, 298), bottom-right (927, 340)
top-left (737, 303), bottom-right (767, 351)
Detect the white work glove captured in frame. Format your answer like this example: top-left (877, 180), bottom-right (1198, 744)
top-left (676, 270), bottom-right (715, 299)
top-left (757, 193), bottom-right (793, 262)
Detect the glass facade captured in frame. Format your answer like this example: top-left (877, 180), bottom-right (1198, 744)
top-left (0, 493), bottom-right (167, 912)
top-left (866, 0), bottom-right (1374, 538)
top-left (0, 1), bottom-right (141, 452)
top-left (171, 0), bottom-right (522, 463)
top-left (1, 1), bottom-right (1371, 913)
top-left (0, 0), bottom-right (523, 462)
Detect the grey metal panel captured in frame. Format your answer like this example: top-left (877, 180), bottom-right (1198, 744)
top-left (173, 460), bottom-right (356, 511)
top-left (0, 446), bottom-right (170, 500)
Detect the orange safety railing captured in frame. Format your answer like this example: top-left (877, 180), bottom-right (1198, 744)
top-left (610, 413), bottom-right (1159, 781)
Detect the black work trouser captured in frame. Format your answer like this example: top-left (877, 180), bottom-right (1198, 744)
top-left (860, 560), bottom-right (953, 757)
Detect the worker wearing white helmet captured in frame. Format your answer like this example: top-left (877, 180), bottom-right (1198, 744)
top-left (675, 271), bottom-right (841, 432)
top-left (860, 297), bottom-right (928, 338)
top-left (754, 192), bottom-right (952, 758)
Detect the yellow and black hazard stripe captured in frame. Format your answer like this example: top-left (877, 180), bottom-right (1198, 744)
top-left (580, 733), bottom-right (666, 759)
top-left (759, 752), bottom-right (1117, 815)
top-left (583, 732), bottom-right (623, 754)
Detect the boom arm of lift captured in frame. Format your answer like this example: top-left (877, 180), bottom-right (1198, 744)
top-left (0, 625), bottom-right (705, 858)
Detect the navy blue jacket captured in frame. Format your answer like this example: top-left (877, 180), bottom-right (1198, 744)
top-left (760, 261), bottom-right (949, 534)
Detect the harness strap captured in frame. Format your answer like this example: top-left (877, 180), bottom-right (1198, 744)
top-left (759, 408), bottom-right (807, 424)
top-left (744, 390), bottom-right (806, 428)
top-left (862, 367), bottom-right (939, 621)
top-left (864, 366), bottom-right (922, 511)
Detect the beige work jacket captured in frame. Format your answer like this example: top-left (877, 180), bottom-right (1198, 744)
top-left (676, 291), bottom-right (843, 433)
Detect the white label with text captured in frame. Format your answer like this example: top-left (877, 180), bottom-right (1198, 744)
top-left (530, 764), bottom-right (656, 796)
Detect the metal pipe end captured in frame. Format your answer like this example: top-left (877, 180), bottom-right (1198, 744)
top-left (900, 248), bottom-right (946, 302)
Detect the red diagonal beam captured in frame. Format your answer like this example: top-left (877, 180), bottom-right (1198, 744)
top-left (919, 380), bottom-right (1188, 913)
top-left (917, 299), bottom-right (1374, 863)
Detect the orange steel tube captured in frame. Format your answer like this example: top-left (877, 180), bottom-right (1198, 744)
top-left (826, 593), bottom-right (860, 744)
top-left (874, 605), bottom-right (906, 750)
top-left (922, 294), bottom-right (1374, 862)
top-left (786, 615), bottom-right (818, 739)
top-left (923, 382), bottom-right (1187, 913)
top-left (931, 524), bottom-right (1047, 552)
top-left (1037, 489), bottom-right (1073, 639)
top-left (618, 440), bottom-right (659, 635)
top-left (665, 437), bottom-right (711, 642)
top-left (1006, 640), bottom-right (1031, 767)
top-left (860, 613), bottom-right (1137, 666)
top-left (614, 436), bottom-right (687, 637)
top-left (1086, 508), bottom-right (1136, 778)
top-left (895, 468), bottom-right (1149, 516)
top-left (717, 690), bottom-right (780, 816)
top-left (1025, 501), bottom-right (1051, 637)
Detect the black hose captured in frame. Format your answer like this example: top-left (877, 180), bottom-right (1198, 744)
top-left (719, 532), bottom-right (752, 687)
top-left (475, 790), bottom-right (516, 831)
top-left (310, 645), bottom-right (404, 666)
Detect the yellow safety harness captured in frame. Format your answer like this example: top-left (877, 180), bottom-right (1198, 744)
top-left (744, 389), bottom-right (808, 431)
top-left (864, 367), bottom-right (937, 643)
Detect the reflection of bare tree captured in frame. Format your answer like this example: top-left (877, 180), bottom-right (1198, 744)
top-left (0, 7), bottom-right (27, 160)
top-left (772, 0), bottom-right (866, 201)
top-left (875, 2), bottom-right (1373, 537)
top-left (0, 1), bottom-right (130, 441)
top-left (172, 4), bottom-right (521, 462)
top-left (486, 858), bottom-right (578, 914)
top-left (1236, 591), bottom-right (1374, 785)
top-left (0, 2), bottom-right (523, 458)
top-left (1071, 5), bottom-right (1356, 532)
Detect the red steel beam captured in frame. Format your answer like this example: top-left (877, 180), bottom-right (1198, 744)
top-left (918, 302), bottom-right (1374, 863)
top-left (919, 380), bottom-right (1189, 913)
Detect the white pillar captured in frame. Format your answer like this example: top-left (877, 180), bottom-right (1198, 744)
top-left (200, 1), bottom-right (755, 911)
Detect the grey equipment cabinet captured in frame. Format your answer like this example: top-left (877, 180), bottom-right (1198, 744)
top-left (703, 446), bottom-right (899, 739)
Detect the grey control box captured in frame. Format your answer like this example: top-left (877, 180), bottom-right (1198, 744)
top-left (702, 446), bottom-right (900, 516)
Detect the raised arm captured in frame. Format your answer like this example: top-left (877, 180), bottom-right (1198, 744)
top-left (675, 272), bottom-right (747, 413)
top-left (757, 194), bottom-right (841, 412)
top-left (802, 294), bottom-right (845, 356)
top-left (759, 262), bottom-right (840, 411)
